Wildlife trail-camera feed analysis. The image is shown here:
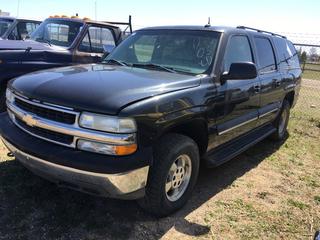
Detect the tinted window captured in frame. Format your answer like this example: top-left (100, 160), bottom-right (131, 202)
top-left (254, 37), bottom-right (276, 73)
top-left (8, 27), bottom-right (18, 40)
top-left (287, 41), bottom-right (300, 68)
top-left (0, 18), bottom-right (13, 36)
top-left (105, 30), bottom-right (220, 75)
top-left (31, 19), bottom-right (83, 47)
top-left (224, 35), bottom-right (253, 72)
top-left (10, 22), bottom-right (39, 40)
top-left (79, 33), bottom-right (91, 52)
top-left (79, 27), bottom-right (115, 53)
top-left (26, 23), bottom-right (38, 34)
top-left (274, 38), bottom-right (299, 69)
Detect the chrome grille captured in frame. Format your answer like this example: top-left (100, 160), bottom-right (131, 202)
top-left (8, 94), bottom-right (79, 147)
top-left (15, 98), bottom-right (76, 124)
top-left (15, 117), bottom-right (74, 145)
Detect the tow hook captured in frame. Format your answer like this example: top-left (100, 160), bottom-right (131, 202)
top-left (7, 152), bottom-right (14, 158)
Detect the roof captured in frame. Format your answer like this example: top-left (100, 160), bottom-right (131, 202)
top-left (139, 25), bottom-right (231, 32)
top-left (138, 25), bottom-right (288, 39)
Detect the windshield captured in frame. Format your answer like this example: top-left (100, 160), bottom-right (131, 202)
top-left (31, 19), bottom-right (83, 47)
top-left (0, 18), bottom-right (13, 36)
top-left (104, 30), bottom-right (220, 75)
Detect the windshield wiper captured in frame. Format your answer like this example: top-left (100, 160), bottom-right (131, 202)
top-left (103, 59), bottom-right (128, 66)
top-left (132, 63), bottom-right (177, 73)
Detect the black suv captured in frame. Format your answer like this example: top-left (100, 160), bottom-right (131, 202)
top-left (0, 25), bottom-right (301, 216)
top-left (0, 16), bottom-right (132, 111)
top-left (0, 17), bottom-right (41, 40)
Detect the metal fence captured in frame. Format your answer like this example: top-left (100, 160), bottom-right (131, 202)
top-left (293, 42), bottom-right (320, 119)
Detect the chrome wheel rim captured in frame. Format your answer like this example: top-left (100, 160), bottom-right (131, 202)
top-left (165, 154), bottom-right (192, 202)
top-left (279, 109), bottom-right (288, 134)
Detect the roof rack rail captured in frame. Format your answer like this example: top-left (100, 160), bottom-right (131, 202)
top-left (104, 15), bottom-right (133, 34)
top-left (236, 26), bottom-right (286, 39)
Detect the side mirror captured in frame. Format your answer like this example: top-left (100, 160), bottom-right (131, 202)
top-left (103, 44), bottom-right (115, 55)
top-left (221, 62), bottom-right (258, 81)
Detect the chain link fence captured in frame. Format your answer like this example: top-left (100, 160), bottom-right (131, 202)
top-left (276, 32), bottom-right (320, 119)
top-left (293, 42), bottom-right (320, 119)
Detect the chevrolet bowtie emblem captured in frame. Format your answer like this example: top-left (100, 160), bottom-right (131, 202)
top-left (22, 114), bottom-right (38, 127)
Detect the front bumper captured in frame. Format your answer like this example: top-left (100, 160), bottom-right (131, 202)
top-left (0, 112), bottom-right (151, 199)
top-left (2, 138), bottom-right (149, 199)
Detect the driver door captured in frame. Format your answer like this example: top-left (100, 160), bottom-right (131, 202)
top-left (208, 35), bottom-right (260, 150)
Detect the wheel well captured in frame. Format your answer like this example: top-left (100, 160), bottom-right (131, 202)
top-left (166, 120), bottom-right (208, 157)
top-left (285, 91), bottom-right (295, 107)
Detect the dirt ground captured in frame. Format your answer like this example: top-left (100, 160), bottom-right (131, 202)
top-left (0, 88), bottom-right (320, 240)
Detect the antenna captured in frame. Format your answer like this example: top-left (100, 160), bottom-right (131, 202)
top-left (205, 17), bottom-right (211, 28)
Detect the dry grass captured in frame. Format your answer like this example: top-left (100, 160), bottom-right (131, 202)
top-left (0, 86), bottom-right (319, 240)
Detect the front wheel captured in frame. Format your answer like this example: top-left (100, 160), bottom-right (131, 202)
top-left (138, 134), bottom-right (200, 217)
top-left (270, 99), bottom-right (290, 141)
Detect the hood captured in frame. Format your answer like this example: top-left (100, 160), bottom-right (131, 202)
top-left (10, 64), bottom-right (202, 115)
top-left (0, 39), bottom-right (65, 51)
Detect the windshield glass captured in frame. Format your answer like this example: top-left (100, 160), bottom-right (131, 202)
top-left (31, 19), bottom-right (83, 47)
top-left (0, 18), bottom-right (13, 36)
top-left (104, 30), bottom-right (220, 75)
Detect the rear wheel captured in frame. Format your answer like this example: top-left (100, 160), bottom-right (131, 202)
top-left (138, 134), bottom-right (199, 217)
top-left (270, 99), bottom-right (290, 141)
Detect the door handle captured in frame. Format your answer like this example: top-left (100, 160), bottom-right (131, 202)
top-left (254, 85), bottom-right (261, 93)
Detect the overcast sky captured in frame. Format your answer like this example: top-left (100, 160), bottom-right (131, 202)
top-left (1, 0), bottom-right (320, 43)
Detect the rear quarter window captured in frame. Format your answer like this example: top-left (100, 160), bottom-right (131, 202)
top-left (274, 37), bottom-right (300, 69)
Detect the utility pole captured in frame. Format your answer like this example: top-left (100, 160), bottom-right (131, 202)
top-left (17, 0), bottom-right (21, 17)
top-left (94, 0), bottom-right (97, 21)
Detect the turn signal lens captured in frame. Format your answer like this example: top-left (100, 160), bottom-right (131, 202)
top-left (115, 144), bottom-right (137, 156)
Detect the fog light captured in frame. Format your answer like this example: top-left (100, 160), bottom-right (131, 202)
top-left (77, 139), bottom-right (137, 156)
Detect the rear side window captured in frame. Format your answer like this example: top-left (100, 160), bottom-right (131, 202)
top-left (254, 37), bottom-right (276, 73)
top-left (79, 26), bottom-right (115, 53)
top-left (224, 35), bottom-right (253, 72)
top-left (274, 38), bottom-right (300, 69)
top-left (287, 41), bottom-right (300, 68)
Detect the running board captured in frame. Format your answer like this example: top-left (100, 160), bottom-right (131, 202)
top-left (205, 124), bottom-right (276, 168)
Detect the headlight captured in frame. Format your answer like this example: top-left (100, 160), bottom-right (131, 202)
top-left (79, 112), bottom-right (137, 133)
top-left (6, 88), bottom-right (14, 103)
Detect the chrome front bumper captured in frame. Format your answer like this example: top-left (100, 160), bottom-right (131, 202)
top-left (2, 138), bottom-right (149, 200)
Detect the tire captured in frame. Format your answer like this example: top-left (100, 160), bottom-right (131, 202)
top-left (270, 99), bottom-right (290, 141)
top-left (0, 82), bottom-right (6, 113)
top-left (138, 133), bottom-right (200, 217)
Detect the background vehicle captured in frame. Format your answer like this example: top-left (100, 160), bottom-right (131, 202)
top-left (0, 25), bottom-right (301, 217)
top-left (0, 17), bottom-right (41, 40)
top-left (0, 15), bottom-right (132, 111)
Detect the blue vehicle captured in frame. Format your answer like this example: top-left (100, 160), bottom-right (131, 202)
top-left (0, 15), bottom-right (132, 111)
top-left (0, 17), bottom-right (41, 40)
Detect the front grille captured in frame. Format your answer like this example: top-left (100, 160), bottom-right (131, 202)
top-left (15, 98), bottom-right (76, 124)
top-left (15, 118), bottom-right (74, 145)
